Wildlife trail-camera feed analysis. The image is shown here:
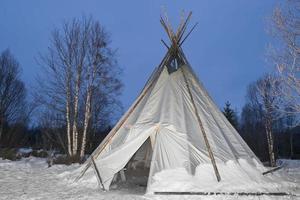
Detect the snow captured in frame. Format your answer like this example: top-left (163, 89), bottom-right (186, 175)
top-left (0, 157), bottom-right (299, 200)
top-left (149, 159), bottom-right (299, 194)
top-left (0, 157), bottom-right (144, 200)
top-left (17, 148), bottom-right (32, 154)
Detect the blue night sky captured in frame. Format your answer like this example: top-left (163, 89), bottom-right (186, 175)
top-left (0, 1), bottom-right (278, 114)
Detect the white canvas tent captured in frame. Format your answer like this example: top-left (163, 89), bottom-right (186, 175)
top-left (76, 13), bottom-right (279, 194)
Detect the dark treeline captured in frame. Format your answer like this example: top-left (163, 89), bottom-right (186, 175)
top-left (223, 85), bottom-right (300, 165)
top-left (239, 76), bottom-right (300, 162)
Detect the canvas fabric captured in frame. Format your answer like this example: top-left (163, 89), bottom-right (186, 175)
top-left (92, 64), bottom-right (264, 192)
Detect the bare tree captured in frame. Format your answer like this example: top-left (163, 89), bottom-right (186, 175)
top-left (240, 84), bottom-right (268, 161)
top-left (37, 16), bottom-right (122, 160)
top-left (282, 105), bottom-right (297, 158)
top-left (256, 75), bottom-right (281, 167)
top-left (0, 49), bottom-right (27, 143)
top-left (241, 75), bottom-right (280, 166)
top-left (269, 0), bottom-right (300, 117)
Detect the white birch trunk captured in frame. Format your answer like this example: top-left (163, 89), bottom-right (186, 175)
top-left (80, 87), bottom-right (92, 158)
top-left (72, 71), bottom-right (81, 156)
top-left (66, 90), bottom-right (72, 156)
top-left (268, 130), bottom-right (276, 167)
top-left (72, 101), bottom-right (78, 156)
top-left (80, 60), bottom-right (97, 159)
top-left (66, 65), bottom-right (73, 156)
top-left (265, 119), bottom-right (276, 167)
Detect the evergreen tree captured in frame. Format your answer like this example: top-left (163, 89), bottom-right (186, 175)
top-left (222, 101), bottom-right (239, 129)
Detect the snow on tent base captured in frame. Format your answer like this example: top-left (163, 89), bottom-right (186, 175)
top-left (147, 159), bottom-right (295, 194)
top-left (76, 12), bottom-right (292, 194)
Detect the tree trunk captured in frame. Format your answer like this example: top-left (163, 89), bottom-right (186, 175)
top-left (80, 87), bottom-right (92, 158)
top-left (290, 132), bottom-right (294, 159)
top-left (72, 71), bottom-right (81, 156)
top-left (66, 98), bottom-right (72, 156)
top-left (265, 119), bottom-right (276, 167)
top-left (66, 70), bottom-right (73, 156)
top-left (0, 118), bottom-right (3, 142)
top-left (72, 115), bottom-right (78, 155)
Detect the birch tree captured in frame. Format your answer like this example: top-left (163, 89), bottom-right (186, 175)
top-left (270, 0), bottom-right (300, 117)
top-left (241, 75), bottom-right (280, 166)
top-left (79, 22), bottom-right (122, 158)
top-left (38, 16), bottom-right (122, 160)
top-left (256, 75), bottom-right (281, 167)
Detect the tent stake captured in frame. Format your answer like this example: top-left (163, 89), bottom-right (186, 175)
top-left (181, 67), bottom-right (221, 182)
top-left (91, 157), bottom-right (106, 191)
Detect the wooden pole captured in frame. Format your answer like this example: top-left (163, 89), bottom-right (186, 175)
top-left (91, 157), bottom-right (105, 191)
top-left (160, 13), bottom-right (222, 181)
top-left (177, 12), bottom-right (193, 41)
top-left (154, 192), bottom-right (292, 196)
top-left (180, 65), bottom-right (221, 182)
top-left (161, 39), bottom-right (170, 49)
top-left (179, 22), bottom-right (198, 47)
top-left (177, 49), bottom-right (221, 182)
top-left (262, 166), bottom-right (283, 175)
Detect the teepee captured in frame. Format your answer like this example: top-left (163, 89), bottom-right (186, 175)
top-left (76, 12), bottom-right (273, 194)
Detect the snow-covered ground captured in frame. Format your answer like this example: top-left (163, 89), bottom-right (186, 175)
top-left (0, 157), bottom-right (299, 200)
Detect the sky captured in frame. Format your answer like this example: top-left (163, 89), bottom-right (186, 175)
top-left (0, 0), bottom-right (278, 115)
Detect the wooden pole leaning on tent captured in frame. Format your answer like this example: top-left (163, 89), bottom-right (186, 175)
top-left (160, 11), bottom-right (221, 182)
top-left (178, 49), bottom-right (222, 182)
top-left (91, 157), bottom-right (106, 191)
top-left (154, 191), bottom-right (292, 196)
top-left (180, 66), bottom-right (221, 182)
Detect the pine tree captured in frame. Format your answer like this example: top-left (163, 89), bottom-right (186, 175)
top-left (222, 101), bottom-right (239, 129)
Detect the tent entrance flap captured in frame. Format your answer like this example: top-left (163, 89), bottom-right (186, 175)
top-left (94, 125), bottom-right (157, 190)
top-left (112, 137), bottom-right (154, 188)
top-left (126, 137), bottom-right (153, 171)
